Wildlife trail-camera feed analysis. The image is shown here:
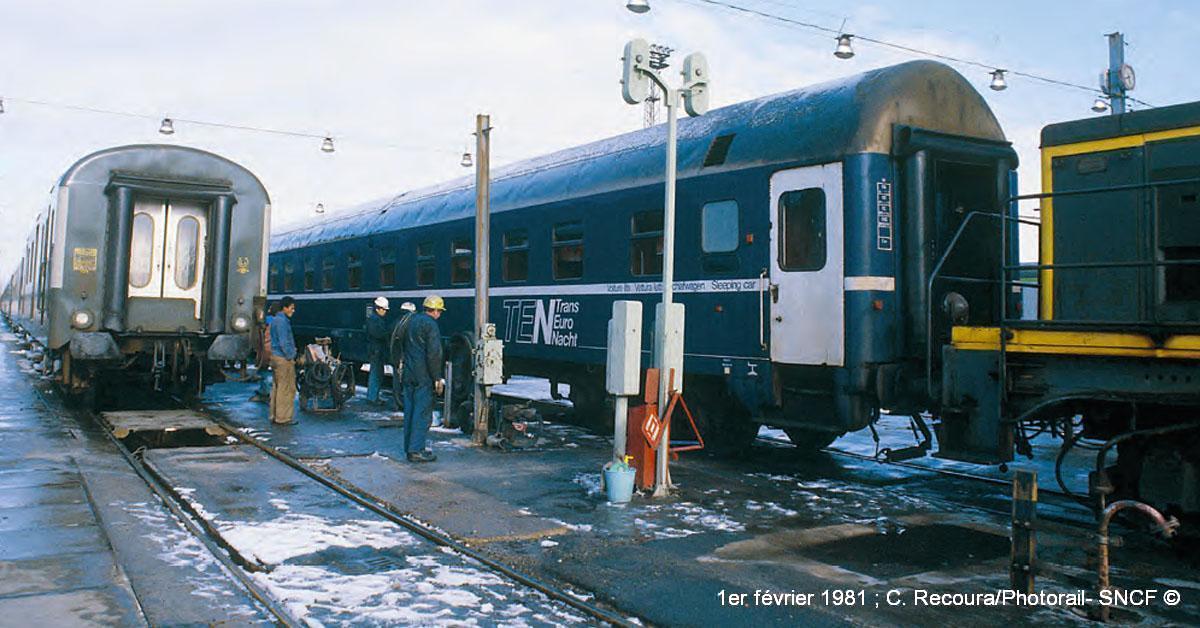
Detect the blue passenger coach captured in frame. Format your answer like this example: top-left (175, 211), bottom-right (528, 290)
top-left (270, 61), bottom-right (1017, 453)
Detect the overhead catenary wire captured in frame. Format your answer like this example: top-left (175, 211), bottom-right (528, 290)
top-left (676, 0), bottom-right (1156, 108)
top-left (0, 94), bottom-right (464, 157)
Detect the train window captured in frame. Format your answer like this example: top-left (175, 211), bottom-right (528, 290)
top-left (379, 247), bottom-right (397, 288)
top-left (552, 221), bottom-right (584, 280)
top-left (416, 241), bottom-right (435, 287)
top-left (174, 216), bottom-right (200, 290)
top-left (304, 258), bottom-right (316, 292)
top-left (347, 252), bottom-right (363, 289)
top-left (129, 212), bottom-right (155, 288)
top-left (451, 238), bottom-right (473, 285)
top-left (502, 230), bottom-right (529, 282)
top-left (630, 211), bottom-right (663, 276)
top-left (702, 200), bottom-right (739, 253)
top-left (322, 257), bottom-right (336, 291)
top-left (284, 261), bottom-right (296, 292)
top-left (778, 188), bottom-right (826, 272)
top-left (269, 264), bottom-right (280, 292)
top-left (1164, 247), bottom-right (1200, 302)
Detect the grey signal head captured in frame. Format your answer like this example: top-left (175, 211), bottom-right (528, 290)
top-left (621, 38), bottom-right (652, 105)
top-left (682, 52), bottom-right (709, 117)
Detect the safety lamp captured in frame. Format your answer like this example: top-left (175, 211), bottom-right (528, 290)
top-left (834, 34), bottom-right (855, 59)
top-left (989, 69), bottom-right (1007, 91)
top-left (626, 0), bottom-right (650, 14)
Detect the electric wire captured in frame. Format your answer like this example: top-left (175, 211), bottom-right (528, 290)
top-left (0, 95), bottom-right (463, 157)
top-left (676, 0), bottom-right (1156, 107)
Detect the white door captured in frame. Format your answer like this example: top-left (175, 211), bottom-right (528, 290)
top-left (162, 201), bottom-right (207, 318)
top-left (126, 198), bottom-right (207, 319)
top-left (768, 163), bottom-right (844, 366)
top-left (128, 199), bottom-right (166, 299)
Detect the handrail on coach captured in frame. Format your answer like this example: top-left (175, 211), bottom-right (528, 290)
top-left (925, 175), bottom-right (1200, 404)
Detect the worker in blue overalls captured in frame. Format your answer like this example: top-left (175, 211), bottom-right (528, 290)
top-left (365, 296), bottom-right (390, 405)
top-left (399, 295), bottom-right (446, 462)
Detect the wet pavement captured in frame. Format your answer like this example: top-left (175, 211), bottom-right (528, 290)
top-left (3, 312), bottom-right (1198, 627)
top-left (203, 377), bottom-right (1200, 627)
top-left (142, 444), bottom-right (594, 625)
top-left (0, 328), bottom-right (268, 626)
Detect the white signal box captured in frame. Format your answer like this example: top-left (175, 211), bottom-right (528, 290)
top-left (654, 302), bottom-right (685, 394)
top-left (621, 38), bottom-right (652, 105)
top-left (682, 52), bottom-right (709, 117)
top-left (475, 323), bottom-right (504, 386)
top-left (606, 301), bottom-right (643, 396)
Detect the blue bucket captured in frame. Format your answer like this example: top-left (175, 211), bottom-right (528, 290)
top-left (603, 466), bottom-right (636, 503)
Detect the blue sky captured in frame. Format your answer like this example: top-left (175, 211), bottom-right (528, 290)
top-left (1, 0), bottom-right (1198, 275)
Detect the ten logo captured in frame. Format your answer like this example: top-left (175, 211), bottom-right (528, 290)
top-left (502, 298), bottom-right (580, 347)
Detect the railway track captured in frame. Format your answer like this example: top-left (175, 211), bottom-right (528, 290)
top-left (210, 415), bottom-right (635, 627)
top-left (48, 390), bottom-right (634, 627)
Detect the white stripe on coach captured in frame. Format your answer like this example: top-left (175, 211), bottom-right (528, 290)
top-left (843, 276), bottom-right (895, 291)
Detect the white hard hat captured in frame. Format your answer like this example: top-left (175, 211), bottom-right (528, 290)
top-left (373, 296), bottom-right (390, 310)
top-left (400, 301), bottom-right (417, 312)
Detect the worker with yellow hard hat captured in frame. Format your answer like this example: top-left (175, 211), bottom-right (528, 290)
top-left (398, 294), bottom-right (446, 462)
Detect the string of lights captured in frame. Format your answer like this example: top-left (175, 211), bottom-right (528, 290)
top-left (0, 94), bottom-right (464, 157)
top-left (670, 0), bottom-right (1156, 108)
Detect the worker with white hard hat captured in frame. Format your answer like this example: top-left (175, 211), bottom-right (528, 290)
top-left (364, 296), bottom-right (391, 404)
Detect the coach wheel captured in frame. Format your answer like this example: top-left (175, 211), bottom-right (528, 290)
top-left (783, 427), bottom-right (840, 451)
top-left (446, 339), bottom-right (474, 434)
top-left (453, 399), bottom-right (475, 436)
top-left (684, 382), bottom-right (758, 457)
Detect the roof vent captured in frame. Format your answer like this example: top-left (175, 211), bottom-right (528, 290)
top-left (703, 134), bottom-right (735, 167)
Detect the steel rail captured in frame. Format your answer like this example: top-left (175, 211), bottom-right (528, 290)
top-left (213, 417), bottom-right (637, 628)
top-left (30, 390), bottom-right (300, 628)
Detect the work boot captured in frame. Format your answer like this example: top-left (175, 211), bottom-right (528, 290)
top-left (406, 450), bottom-right (437, 463)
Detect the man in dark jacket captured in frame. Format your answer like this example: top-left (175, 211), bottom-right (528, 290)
top-left (388, 302), bottom-right (418, 410)
top-left (399, 295), bottom-right (446, 462)
top-left (365, 296), bottom-right (390, 404)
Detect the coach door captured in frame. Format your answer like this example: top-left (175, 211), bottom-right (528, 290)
top-left (768, 163), bottom-right (844, 366)
top-left (127, 198), bottom-right (208, 319)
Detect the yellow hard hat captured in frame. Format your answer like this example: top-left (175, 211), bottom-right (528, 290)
top-left (423, 294), bottom-right (446, 311)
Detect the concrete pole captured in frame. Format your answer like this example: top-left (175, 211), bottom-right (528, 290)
top-left (613, 395), bottom-right (628, 461)
top-left (1106, 32), bottom-right (1127, 115)
top-left (473, 114), bottom-right (491, 445)
top-left (653, 90), bottom-right (678, 497)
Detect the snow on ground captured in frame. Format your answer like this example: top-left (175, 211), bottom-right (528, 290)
top-left (174, 478), bottom-right (588, 625)
top-left (492, 376), bottom-right (571, 406)
top-left (782, 412), bottom-right (1097, 495)
top-left (219, 513), bottom-right (419, 565)
top-left (242, 531), bottom-right (589, 627)
top-left (121, 500), bottom-right (265, 620)
top-left (571, 472), bottom-right (603, 497)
